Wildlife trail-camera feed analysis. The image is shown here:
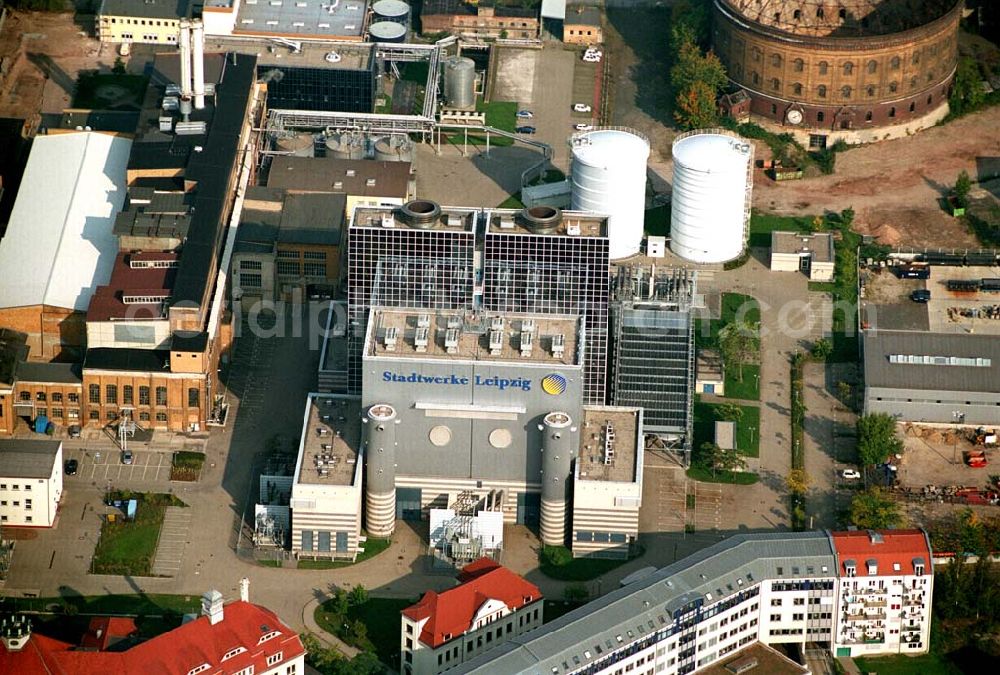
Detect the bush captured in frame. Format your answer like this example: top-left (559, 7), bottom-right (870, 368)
top-left (541, 545), bottom-right (573, 568)
top-left (811, 148), bottom-right (836, 174)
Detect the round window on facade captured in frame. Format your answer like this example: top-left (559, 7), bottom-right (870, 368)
top-left (489, 428), bottom-right (513, 449)
top-left (429, 425), bottom-right (452, 447)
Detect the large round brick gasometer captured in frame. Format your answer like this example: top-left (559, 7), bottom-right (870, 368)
top-left (712, 1), bottom-right (963, 134)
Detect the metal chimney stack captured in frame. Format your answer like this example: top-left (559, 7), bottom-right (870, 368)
top-left (192, 19), bottom-right (206, 109)
top-left (178, 19), bottom-right (193, 99)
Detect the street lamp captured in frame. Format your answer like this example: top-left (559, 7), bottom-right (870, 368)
top-left (952, 411), bottom-right (965, 464)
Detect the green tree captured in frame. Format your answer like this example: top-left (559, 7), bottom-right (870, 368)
top-left (855, 413), bottom-right (903, 480)
top-left (715, 402), bottom-right (744, 422)
top-left (848, 488), bottom-right (902, 530)
top-left (810, 338), bottom-right (833, 361)
top-left (699, 442), bottom-right (747, 478)
top-left (949, 56), bottom-right (986, 116)
top-left (718, 321), bottom-right (758, 382)
top-left (349, 584), bottom-right (368, 607)
top-left (785, 468), bottom-right (812, 495)
top-left (670, 40), bottom-right (727, 95)
top-left (673, 81), bottom-right (720, 130)
top-left (670, 0), bottom-right (711, 49)
top-left (954, 170), bottom-right (973, 208)
top-left (836, 381), bottom-right (853, 407)
top-left (839, 206), bottom-right (856, 230)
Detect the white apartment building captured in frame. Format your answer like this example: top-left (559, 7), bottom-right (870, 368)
top-left (0, 439), bottom-right (63, 527)
top-left (401, 559), bottom-right (544, 674)
top-left (455, 530), bottom-right (934, 675)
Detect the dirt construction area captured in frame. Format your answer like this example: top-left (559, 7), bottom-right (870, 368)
top-left (0, 11), bottom-right (108, 121)
top-left (897, 423), bottom-right (999, 489)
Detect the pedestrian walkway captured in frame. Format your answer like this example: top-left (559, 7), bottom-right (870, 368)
top-left (151, 507), bottom-right (192, 577)
top-left (302, 596), bottom-right (362, 658)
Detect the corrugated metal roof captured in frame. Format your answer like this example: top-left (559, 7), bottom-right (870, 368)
top-left (863, 330), bottom-right (1000, 392)
top-left (0, 132), bottom-right (131, 311)
top-left (457, 532), bottom-right (836, 674)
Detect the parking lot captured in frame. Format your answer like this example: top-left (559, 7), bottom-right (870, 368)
top-left (62, 448), bottom-right (172, 485)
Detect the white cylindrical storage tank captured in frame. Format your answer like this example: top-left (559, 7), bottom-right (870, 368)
top-left (373, 0), bottom-right (410, 25)
top-left (570, 128), bottom-right (650, 260)
top-left (670, 130), bottom-right (753, 264)
top-left (373, 134), bottom-right (414, 163)
top-left (325, 132), bottom-right (365, 160)
top-left (275, 133), bottom-right (315, 157)
top-left (369, 21), bottom-right (407, 43)
top-left (442, 56), bottom-right (476, 109)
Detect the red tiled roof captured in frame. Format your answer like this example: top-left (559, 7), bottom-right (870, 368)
top-left (79, 616), bottom-right (138, 651)
top-left (0, 600), bottom-right (305, 675)
top-left (831, 529), bottom-right (931, 577)
top-left (402, 560), bottom-right (541, 648)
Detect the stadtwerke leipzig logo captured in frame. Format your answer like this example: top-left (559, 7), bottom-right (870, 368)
top-left (541, 373), bottom-right (567, 396)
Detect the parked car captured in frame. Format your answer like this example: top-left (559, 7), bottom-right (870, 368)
top-left (841, 468), bottom-right (861, 479)
top-left (574, 124), bottom-right (594, 131)
top-left (68, 424), bottom-right (81, 439)
top-left (573, 103), bottom-right (592, 113)
top-left (515, 110), bottom-right (534, 119)
top-left (910, 289), bottom-right (931, 303)
top-left (583, 54), bottom-right (602, 63)
top-left (515, 126), bottom-right (536, 134)
top-left (64, 459), bottom-right (78, 476)
top-left (121, 449), bottom-right (134, 465)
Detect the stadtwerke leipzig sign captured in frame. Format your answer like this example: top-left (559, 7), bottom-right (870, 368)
top-left (382, 371), bottom-right (567, 395)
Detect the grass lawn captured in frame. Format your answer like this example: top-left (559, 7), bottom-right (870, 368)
top-left (855, 652), bottom-right (963, 675)
top-left (1, 593), bottom-right (200, 617)
top-left (697, 293), bottom-right (760, 350)
top-left (297, 536), bottom-right (391, 569)
top-left (748, 211), bottom-right (816, 248)
top-left (807, 227), bottom-right (861, 363)
top-left (315, 596), bottom-right (413, 665)
top-left (539, 545), bottom-right (632, 581)
top-left (73, 72), bottom-right (149, 110)
top-left (686, 465), bottom-right (760, 485)
top-left (170, 450), bottom-right (204, 481)
top-left (91, 493), bottom-right (185, 576)
top-left (692, 399), bottom-right (760, 458)
top-left (724, 364), bottom-right (760, 401)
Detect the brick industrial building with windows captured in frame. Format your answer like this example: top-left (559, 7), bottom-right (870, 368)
top-left (455, 530), bottom-right (934, 674)
top-left (712, 0), bottom-right (962, 145)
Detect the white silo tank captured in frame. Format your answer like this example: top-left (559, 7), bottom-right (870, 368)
top-left (570, 128), bottom-right (650, 260)
top-left (670, 130), bottom-right (753, 264)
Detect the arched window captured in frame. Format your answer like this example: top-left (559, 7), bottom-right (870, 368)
top-left (771, 78), bottom-right (781, 91)
top-left (817, 8), bottom-right (824, 18)
top-left (927, 71), bottom-right (934, 82)
top-left (889, 81), bottom-right (898, 93)
top-left (843, 62), bottom-right (854, 75)
top-left (890, 56), bottom-right (901, 70)
top-left (912, 52), bottom-right (920, 65)
top-left (909, 102), bottom-right (916, 112)
top-left (866, 85), bottom-right (875, 97)
top-left (771, 53), bottom-right (782, 67)
top-left (927, 94), bottom-right (933, 105)
top-left (752, 47), bottom-right (762, 62)
top-left (865, 111), bottom-right (873, 122)
top-left (818, 85), bottom-right (827, 98)
top-left (839, 9), bottom-right (847, 20)
top-left (793, 58), bottom-right (804, 73)
top-left (817, 111), bottom-right (825, 122)
top-left (793, 82), bottom-right (803, 96)
top-left (867, 60), bottom-right (877, 74)
top-left (752, 71), bottom-right (760, 85)
top-left (793, 9), bottom-right (801, 20)
top-left (889, 107), bottom-right (896, 118)
top-left (819, 61), bottom-right (829, 75)
top-left (910, 77), bottom-right (918, 89)
top-left (841, 86), bottom-right (852, 99)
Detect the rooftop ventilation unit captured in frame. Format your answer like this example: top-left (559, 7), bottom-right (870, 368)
top-left (551, 333), bottom-right (565, 358)
top-left (489, 329), bottom-right (503, 355)
top-left (520, 330), bottom-right (534, 357)
top-left (447, 315), bottom-right (461, 329)
top-left (380, 213), bottom-right (395, 228)
top-left (366, 178), bottom-right (376, 187)
top-left (499, 216), bottom-right (515, 230)
top-left (175, 121), bottom-right (207, 135)
top-left (159, 116), bottom-right (174, 132)
top-left (384, 326), bottom-right (398, 351)
top-left (162, 96), bottom-right (180, 111)
top-left (521, 319), bottom-right (535, 333)
top-left (491, 317), bottom-right (505, 331)
top-left (414, 327), bottom-right (429, 352)
top-left (445, 328), bottom-right (460, 353)
top-left (566, 222), bottom-right (581, 236)
top-left (417, 313), bottom-right (431, 328)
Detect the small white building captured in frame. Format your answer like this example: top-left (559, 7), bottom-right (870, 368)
top-left (770, 231), bottom-right (835, 282)
top-left (401, 559), bottom-right (543, 674)
top-left (714, 420), bottom-right (735, 450)
top-left (572, 406), bottom-right (643, 559)
top-left (695, 349), bottom-right (725, 396)
top-left (289, 393), bottom-right (364, 560)
top-left (0, 439), bottom-right (63, 527)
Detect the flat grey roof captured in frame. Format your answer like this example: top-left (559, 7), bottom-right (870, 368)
top-left (772, 231), bottom-right (834, 263)
top-left (577, 408), bottom-right (638, 483)
top-left (352, 204), bottom-right (478, 233)
top-left (699, 642), bottom-right (808, 675)
top-left (863, 329), bottom-right (1000, 393)
top-left (456, 531), bottom-right (836, 674)
top-left (565, 6), bottom-right (601, 26)
top-left (267, 157), bottom-right (411, 198)
top-left (366, 309), bottom-right (581, 365)
top-left (296, 395), bottom-right (360, 486)
top-left (488, 209), bottom-right (607, 238)
top-left (236, 0), bottom-right (370, 38)
top-left (15, 362), bottom-right (82, 385)
top-left (99, 0), bottom-right (189, 19)
top-left (0, 439), bottom-right (61, 479)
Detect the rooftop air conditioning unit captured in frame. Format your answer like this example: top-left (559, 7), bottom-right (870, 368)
top-left (489, 329), bottom-right (503, 355)
top-left (445, 328), bottom-right (460, 354)
top-left (566, 222), bottom-right (581, 236)
top-left (380, 213), bottom-right (395, 228)
top-left (551, 333), bottom-right (565, 358)
top-left (414, 327), bottom-right (429, 352)
top-left (417, 314), bottom-right (431, 328)
top-left (384, 326), bottom-right (398, 351)
top-left (491, 317), bottom-right (504, 331)
top-left (499, 217), bottom-right (515, 229)
top-left (520, 330), bottom-right (534, 357)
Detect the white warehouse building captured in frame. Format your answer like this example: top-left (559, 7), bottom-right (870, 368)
top-left (0, 439), bottom-right (64, 527)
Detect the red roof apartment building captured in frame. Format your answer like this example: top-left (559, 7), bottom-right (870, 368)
top-left (400, 559), bottom-right (543, 674)
top-left (0, 588), bottom-right (306, 675)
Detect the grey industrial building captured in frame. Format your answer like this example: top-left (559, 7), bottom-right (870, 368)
top-left (609, 266), bottom-right (696, 458)
top-left (345, 202), bottom-right (610, 405)
top-left (861, 256), bottom-right (1000, 425)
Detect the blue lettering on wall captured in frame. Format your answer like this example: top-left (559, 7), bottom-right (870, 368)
top-left (381, 371), bottom-right (533, 392)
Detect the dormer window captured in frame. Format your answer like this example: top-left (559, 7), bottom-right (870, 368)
top-left (258, 630), bottom-right (282, 645)
top-left (866, 559), bottom-right (878, 575)
top-left (913, 557), bottom-right (926, 575)
top-left (187, 665), bottom-right (211, 675)
top-left (222, 647), bottom-right (247, 661)
top-left (845, 560), bottom-right (857, 577)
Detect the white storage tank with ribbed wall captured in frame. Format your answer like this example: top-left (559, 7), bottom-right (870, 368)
top-left (275, 133), bottom-right (315, 157)
top-left (570, 128), bottom-right (650, 260)
top-left (442, 56), bottom-right (477, 109)
top-left (373, 0), bottom-right (410, 25)
top-left (669, 130), bottom-right (753, 264)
